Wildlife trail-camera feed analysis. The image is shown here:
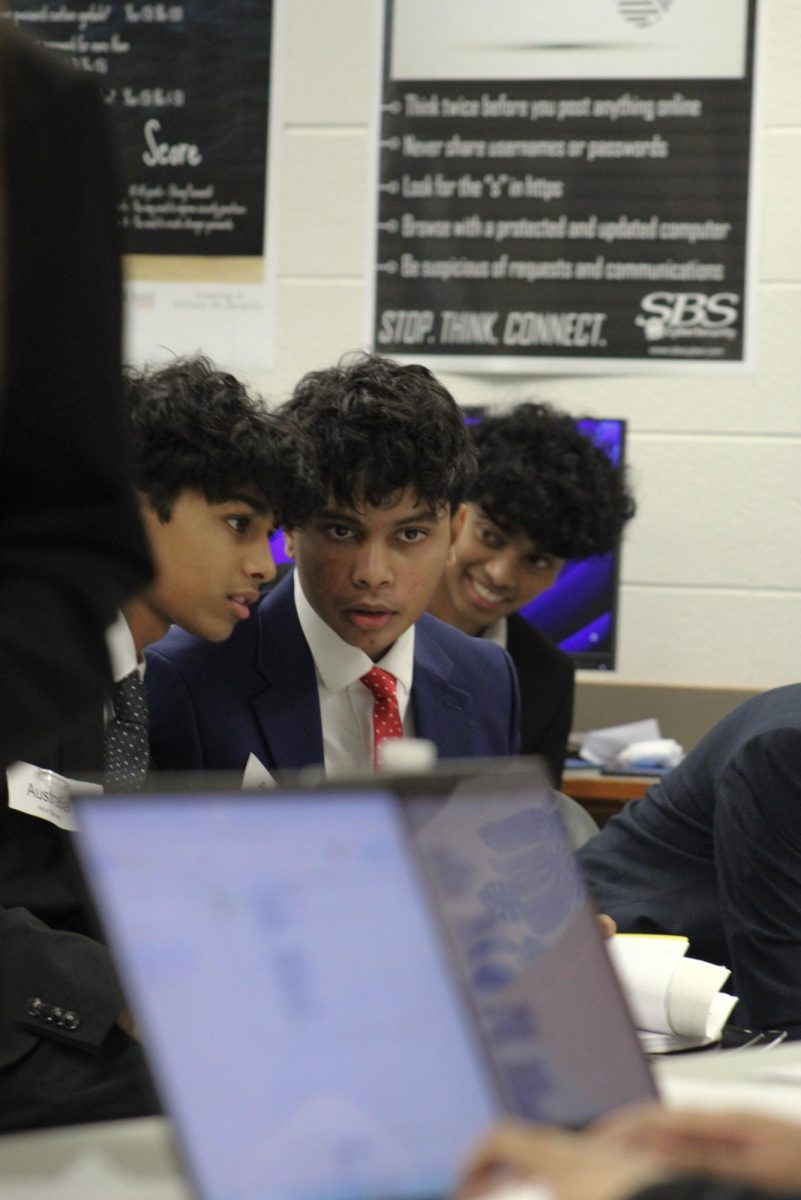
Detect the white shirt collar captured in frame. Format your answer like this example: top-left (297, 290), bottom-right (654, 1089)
top-left (105, 612), bottom-right (140, 682)
top-left (480, 616), bottom-right (508, 649)
top-left (293, 569), bottom-right (415, 694)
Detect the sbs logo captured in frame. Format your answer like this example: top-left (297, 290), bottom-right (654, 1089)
top-left (635, 292), bottom-right (740, 342)
top-left (617, 0), bottom-right (672, 29)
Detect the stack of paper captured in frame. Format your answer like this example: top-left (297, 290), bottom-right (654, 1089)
top-left (579, 719), bottom-right (684, 771)
top-left (609, 933), bottom-right (738, 1052)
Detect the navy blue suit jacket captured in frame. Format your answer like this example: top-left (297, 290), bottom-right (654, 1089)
top-left (146, 572), bottom-right (521, 772)
top-left (578, 684), bottom-right (801, 1036)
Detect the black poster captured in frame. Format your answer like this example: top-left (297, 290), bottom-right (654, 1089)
top-left (372, 0), bottom-right (758, 371)
top-left (6, 2), bottom-right (272, 256)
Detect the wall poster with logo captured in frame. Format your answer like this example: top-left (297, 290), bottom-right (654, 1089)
top-left (4, 1), bottom-right (279, 369)
top-left (369, 0), bottom-right (759, 374)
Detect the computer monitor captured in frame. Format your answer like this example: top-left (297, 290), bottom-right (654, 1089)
top-left (268, 413), bottom-right (626, 669)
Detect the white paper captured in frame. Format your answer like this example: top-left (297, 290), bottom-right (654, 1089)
top-left (579, 719), bottom-right (661, 767)
top-left (241, 753), bottom-right (277, 790)
top-left (392, 0), bottom-right (749, 81)
top-left (609, 933), bottom-right (737, 1039)
top-left (616, 738), bottom-right (684, 770)
top-left (668, 957), bottom-right (735, 1038)
top-left (706, 991), bottom-right (740, 1040)
top-left (609, 934), bottom-right (688, 1033)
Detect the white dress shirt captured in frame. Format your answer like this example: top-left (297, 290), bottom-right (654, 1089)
top-left (104, 611), bottom-right (143, 726)
top-left (105, 611), bottom-right (139, 683)
top-left (293, 571), bottom-right (415, 774)
top-left (480, 616), bottom-right (508, 649)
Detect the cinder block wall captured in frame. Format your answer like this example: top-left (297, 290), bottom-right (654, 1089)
top-left (246, 0), bottom-right (801, 694)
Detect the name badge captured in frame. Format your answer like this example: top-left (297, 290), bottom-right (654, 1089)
top-left (7, 762), bottom-right (103, 832)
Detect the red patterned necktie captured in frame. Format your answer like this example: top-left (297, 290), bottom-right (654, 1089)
top-left (360, 666), bottom-right (404, 768)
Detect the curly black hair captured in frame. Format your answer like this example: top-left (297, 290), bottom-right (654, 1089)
top-left (469, 403), bottom-right (635, 558)
top-left (123, 355), bottom-right (322, 527)
top-left (278, 352), bottom-right (476, 514)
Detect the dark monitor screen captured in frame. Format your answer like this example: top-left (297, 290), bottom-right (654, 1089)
top-left (269, 413), bottom-right (626, 670)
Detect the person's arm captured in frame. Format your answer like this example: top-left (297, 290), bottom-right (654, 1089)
top-left (457, 1113), bottom-right (801, 1200)
top-left (458, 1120), bottom-right (667, 1200)
top-left (714, 727), bottom-right (801, 1035)
top-left (0, 907), bottom-right (127, 1064)
top-left (594, 1108), bottom-right (801, 1195)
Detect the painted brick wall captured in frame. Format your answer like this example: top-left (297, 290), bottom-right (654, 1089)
top-left (247, 0), bottom-right (801, 689)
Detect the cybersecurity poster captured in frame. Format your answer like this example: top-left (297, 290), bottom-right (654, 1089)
top-left (370, 0), bottom-right (759, 374)
top-left (4, 0), bottom-right (279, 369)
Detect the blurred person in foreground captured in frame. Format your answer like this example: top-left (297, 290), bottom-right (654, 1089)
top-left (0, 25), bottom-right (152, 770)
top-left (0, 23), bottom-right (156, 1131)
top-left (459, 1107), bottom-right (801, 1200)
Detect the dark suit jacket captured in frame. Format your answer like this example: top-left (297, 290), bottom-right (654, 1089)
top-left (146, 572), bottom-right (521, 772)
top-left (0, 32), bottom-right (154, 1125)
top-left (0, 30), bottom-right (151, 770)
top-left (505, 614), bottom-right (574, 785)
top-left (578, 684), bottom-right (801, 1036)
top-left (0, 724), bottom-right (126, 1071)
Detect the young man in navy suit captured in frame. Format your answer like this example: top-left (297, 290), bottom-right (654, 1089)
top-left (1, 355), bottom-right (320, 1132)
top-left (146, 353), bottom-right (522, 777)
top-left (428, 404), bottom-right (635, 784)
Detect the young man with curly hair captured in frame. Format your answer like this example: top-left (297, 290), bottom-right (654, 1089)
top-left (120, 354), bottom-right (319, 655)
top-left (1, 355), bottom-right (320, 1132)
top-left (428, 403), bottom-right (635, 783)
top-left (146, 353), bottom-right (522, 777)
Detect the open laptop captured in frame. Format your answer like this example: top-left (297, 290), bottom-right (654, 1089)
top-left (279, 758), bottom-right (656, 1122)
top-left (74, 767), bottom-right (655, 1200)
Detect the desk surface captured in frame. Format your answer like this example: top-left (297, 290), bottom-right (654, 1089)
top-left (656, 1040), bottom-right (801, 1121)
top-left (0, 1116), bottom-right (188, 1199)
top-left (4, 1046), bottom-right (801, 1198)
top-left (561, 769), bottom-right (654, 826)
top-left (562, 769), bottom-right (656, 800)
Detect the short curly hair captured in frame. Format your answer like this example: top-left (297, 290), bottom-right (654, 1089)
top-left (278, 352), bottom-right (475, 515)
top-left (468, 403), bottom-right (635, 558)
top-left (123, 355), bottom-right (322, 527)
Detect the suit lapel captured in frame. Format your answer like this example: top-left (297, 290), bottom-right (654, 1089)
top-left (412, 617), bottom-right (477, 758)
top-left (249, 575), bottom-right (324, 772)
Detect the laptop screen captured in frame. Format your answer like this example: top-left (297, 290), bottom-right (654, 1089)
top-left (76, 790), bottom-right (502, 1200)
top-left (401, 773), bottom-right (657, 1125)
top-left (278, 759), bottom-right (656, 1126)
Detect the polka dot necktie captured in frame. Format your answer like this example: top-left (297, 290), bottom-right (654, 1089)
top-left (104, 670), bottom-right (150, 791)
top-left (360, 666), bottom-right (404, 769)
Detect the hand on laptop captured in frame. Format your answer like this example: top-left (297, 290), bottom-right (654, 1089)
top-left (458, 1109), bottom-right (801, 1200)
top-left (456, 1119), bottom-right (666, 1200)
top-left (594, 1105), bottom-right (801, 1192)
